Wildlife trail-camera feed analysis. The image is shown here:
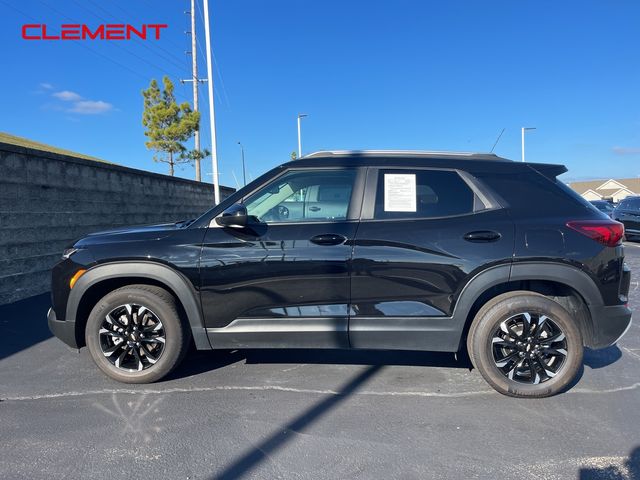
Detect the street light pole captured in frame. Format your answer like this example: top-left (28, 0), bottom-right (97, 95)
top-left (297, 114), bottom-right (307, 158)
top-left (237, 141), bottom-right (246, 186)
top-left (190, 0), bottom-right (200, 181)
top-left (521, 127), bottom-right (536, 163)
top-left (203, 0), bottom-right (220, 204)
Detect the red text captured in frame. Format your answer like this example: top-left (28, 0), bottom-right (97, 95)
top-left (22, 24), bottom-right (168, 40)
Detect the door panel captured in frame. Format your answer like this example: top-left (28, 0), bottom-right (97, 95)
top-left (199, 166), bottom-right (362, 349)
top-left (349, 169), bottom-right (514, 351)
top-left (199, 222), bottom-right (357, 348)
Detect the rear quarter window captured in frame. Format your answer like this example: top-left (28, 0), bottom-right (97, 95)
top-left (475, 170), bottom-right (594, 216)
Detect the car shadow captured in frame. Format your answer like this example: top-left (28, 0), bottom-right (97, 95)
top-left (583, 345), bottom-right (623, 369)
top-left (166, 347), bottom-right (472, 381)
top-left (168, 344), bottom-right (624, 384)
top-left (0, 293), bottom-right (52, 361)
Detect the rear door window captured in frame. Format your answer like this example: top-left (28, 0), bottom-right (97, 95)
top-left (374, 169), bottom-right (476, 219)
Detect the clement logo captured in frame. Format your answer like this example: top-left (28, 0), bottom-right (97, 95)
top-left (22, 24), bottom-right (168, 40)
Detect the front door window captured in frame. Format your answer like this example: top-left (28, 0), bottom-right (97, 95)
top-left (243, 170), bottom-right (357, 223)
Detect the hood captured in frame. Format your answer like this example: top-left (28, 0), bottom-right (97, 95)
top-left (74, 221), bottom-right (187, 247)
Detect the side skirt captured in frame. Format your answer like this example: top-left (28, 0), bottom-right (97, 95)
top-left (348, 317), bottom-right (463, 352)
top-left (206, 317), bottom-right (349, 349)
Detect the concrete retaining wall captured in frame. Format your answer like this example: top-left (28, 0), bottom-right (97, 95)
top-left (0, 142), bottom-right (234, 305)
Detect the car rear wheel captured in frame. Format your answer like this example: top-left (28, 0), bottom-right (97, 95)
top-left (467, 291), bottom-right (583, 398)
top-left (85, 285), bottom-right (190, 383)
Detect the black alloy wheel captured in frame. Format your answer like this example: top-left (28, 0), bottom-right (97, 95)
top-left (467, 291), bottom-right (583, 398)
top-left (86, 285), bottom-right (190, 383)
top-left (100, 303), bottom-right (166, 372)
top-left (491, 312), bottom-right (567, 385)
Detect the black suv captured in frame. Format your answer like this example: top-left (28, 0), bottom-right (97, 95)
top-left (48, 151), bottom-right (632, 397)
top-left (614, 196), bottom-right (640, 240)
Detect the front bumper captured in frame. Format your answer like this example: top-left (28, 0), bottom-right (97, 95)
top-left (47, 307), bottom-right (78, 349)
top-left (590, 305), bottom-right (633, 348)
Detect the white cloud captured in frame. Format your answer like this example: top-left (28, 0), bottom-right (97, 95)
top-left (40, 85), bottom-right (114, 115)
top-left (53, 90), bottom-right (83, 102)
top-left (612, 146), bottom-right (640, 155)
top-left (68, 100), bottom-right (114, 115)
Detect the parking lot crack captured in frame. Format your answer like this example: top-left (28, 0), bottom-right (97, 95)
top-left (3, 380), bottom-right (640, 403)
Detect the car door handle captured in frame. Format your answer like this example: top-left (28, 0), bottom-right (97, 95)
top-left (308, 206), bottom-right (321, 212)
top-left (463, 230), bottom-right (501, 243)
top-left (310, 234), bottom-right (347, 246)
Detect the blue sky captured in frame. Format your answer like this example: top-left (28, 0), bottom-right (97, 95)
top-left (1, 0), bottom-right (639, 185)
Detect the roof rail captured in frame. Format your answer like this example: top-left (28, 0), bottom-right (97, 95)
top-left (302, 149), bottom-right (499, 159)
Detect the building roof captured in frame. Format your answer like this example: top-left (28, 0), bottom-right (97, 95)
top-left (569, 177), bottom-right (640, 195)
top-left (597, 188), bottom-right (623, 197)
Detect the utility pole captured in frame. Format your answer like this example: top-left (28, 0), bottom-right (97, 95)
top-left (203, 0), bottom-right (220, 204)
top-left (180, 0), bottom-right (207, 181)
top-left (297, 113), bottom-right (307, 158)
top-left (521, 127), bottom-right (536, 162)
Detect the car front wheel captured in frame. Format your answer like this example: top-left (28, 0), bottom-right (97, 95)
top-left (85, 285), bottom-right (190, 383)
top-left (467, 291), bottom-right (583, 398)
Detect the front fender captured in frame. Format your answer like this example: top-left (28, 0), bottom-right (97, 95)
top-left (67, 261), bottom-right (211, 350)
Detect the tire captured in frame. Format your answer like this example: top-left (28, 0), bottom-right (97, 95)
top-left (85, 284), bottom-right (191, 383)
top-left (467, 291), bottom-right (583, 398)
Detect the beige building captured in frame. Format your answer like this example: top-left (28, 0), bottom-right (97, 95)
top-left (568, 178), bottom-right (640, 203)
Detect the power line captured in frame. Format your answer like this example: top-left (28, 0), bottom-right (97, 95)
top-left (1, 0), bottom-right (152, 82)
top-left (195, 0), bottom-right (231, 109)
top-left (80, 0), bottom-right (190, 71)
top-left (36, 0), bottom-right (186, 86)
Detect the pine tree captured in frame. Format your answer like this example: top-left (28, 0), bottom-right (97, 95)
top-left (142, 76), bottom-right (205, 176)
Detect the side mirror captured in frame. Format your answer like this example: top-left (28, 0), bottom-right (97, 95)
top-left (216, 204), bottom-right (249, 228)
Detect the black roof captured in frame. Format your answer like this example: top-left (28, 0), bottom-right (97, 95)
top-left (282, 150), bottom-right (565, 175)
top-left (303, 150), bottom-right (508, 161)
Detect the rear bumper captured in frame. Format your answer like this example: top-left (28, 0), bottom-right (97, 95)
top-left (47, 307), bottom-right (78, 349)
top-left (590, 305), bottom-right (633, 348)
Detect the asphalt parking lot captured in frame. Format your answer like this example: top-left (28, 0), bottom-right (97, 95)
top-left (1, 243), bottom-right (639, 480)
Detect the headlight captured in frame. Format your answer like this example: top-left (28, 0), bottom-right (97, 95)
top-left (62, 248), bottom-right (80, 259)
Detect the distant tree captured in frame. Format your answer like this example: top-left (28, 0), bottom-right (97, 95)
top-left (290, 151), bottom-right (297, 160)
top-left (142, 76), bottom-right (205, 176)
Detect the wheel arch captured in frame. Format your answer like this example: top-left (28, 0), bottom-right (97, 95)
top-left (454, 262), bottom-right (603, 350)
top-left (67, 262), bottom-right (211, 350)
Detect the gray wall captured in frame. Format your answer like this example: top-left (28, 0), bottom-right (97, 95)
top-left (0, 142), bottom-right (234, 305)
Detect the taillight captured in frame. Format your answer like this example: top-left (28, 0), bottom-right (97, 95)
top-left (566, 220), bottom-right (624, 247)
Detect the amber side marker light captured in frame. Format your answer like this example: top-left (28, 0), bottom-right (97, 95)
top-left (69, 269), bottom-right (87, 289)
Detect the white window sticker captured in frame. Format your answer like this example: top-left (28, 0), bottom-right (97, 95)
top-left (384, 174), bottom-right (416, 212)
